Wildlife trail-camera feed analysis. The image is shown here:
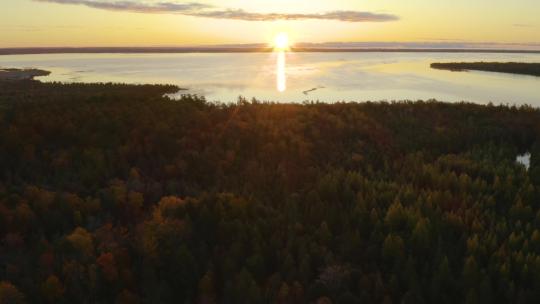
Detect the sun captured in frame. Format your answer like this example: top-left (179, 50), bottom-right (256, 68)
top-left (274, 33), bottom-right (290, 50)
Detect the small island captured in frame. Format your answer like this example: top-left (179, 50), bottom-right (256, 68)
top-left (0, 68), bottom-right (51, 80)
top-left (430, 62), bottom-right (540, 76)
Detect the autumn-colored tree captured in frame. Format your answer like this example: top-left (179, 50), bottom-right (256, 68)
top-left (0, 281), bottom-right (25, 304)
top-left (66, 227), bottom-right (94, 258)
top-left (115, 290), bottom-right (140, 304)
top-left (97, 252), bottom-right (119, 282)
top-left (41, 275), bottom-right (65, 303)
top-left (197, 271), bottom-right (216, 304)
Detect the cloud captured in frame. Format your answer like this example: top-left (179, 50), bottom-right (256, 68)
top-left (33, 0), bottom-right (399, 22)
top-left (34, 0), bottom-right (211, 13)
top-left (189, 9), bottom-right (398, 22)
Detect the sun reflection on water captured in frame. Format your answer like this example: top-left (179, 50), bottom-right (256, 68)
top-left (276, 51), bottom-right (286, 92)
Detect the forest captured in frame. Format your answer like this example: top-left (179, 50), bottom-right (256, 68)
top-left (431, 62), bottom-right (540, 77)
top-left (1, 80), bottom-right (540, 303)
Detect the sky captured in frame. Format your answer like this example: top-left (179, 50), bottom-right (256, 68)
top-left (0, 0), bottom-right (539, 48)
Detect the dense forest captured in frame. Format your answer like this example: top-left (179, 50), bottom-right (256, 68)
top-left (431, 62), bottom-right (540, 77)
top-left (1, 80), bottom-right (540, 303)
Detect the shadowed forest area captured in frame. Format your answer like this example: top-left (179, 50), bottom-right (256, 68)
top-left (431, 62), bottom-right (540, 77)
top-left (2, 80), bottom-right (540, 303)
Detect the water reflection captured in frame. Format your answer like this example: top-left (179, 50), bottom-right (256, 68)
top-left (276, 51), bottom-right (286, 92)
top-left (2, 52), bottom-right (540, 104)
top-left (517, 152), bottom-right (531, 170)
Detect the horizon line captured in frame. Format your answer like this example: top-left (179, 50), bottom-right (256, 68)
top-left (1, 46), bottom-right (540, 55)
top-left (2, 40), bottom-right (540, 52)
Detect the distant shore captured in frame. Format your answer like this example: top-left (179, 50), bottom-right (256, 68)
top-left (431, 62), bottom-right (540, 77)
top-left (1, 47), bottom-right (540, 55)
top-left (0, 68), bottom-right (51, 80)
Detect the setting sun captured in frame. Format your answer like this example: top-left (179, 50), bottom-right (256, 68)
top-left (274, 33), bottom-right (290, 50)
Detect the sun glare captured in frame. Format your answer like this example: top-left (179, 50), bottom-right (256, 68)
top-left (274, 33), bottom-right (290, 50)
top-left (277, 51), bottom-right (286, 92)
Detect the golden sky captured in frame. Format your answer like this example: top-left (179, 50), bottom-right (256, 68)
top-left (0, 0), bottom-right (539, 47)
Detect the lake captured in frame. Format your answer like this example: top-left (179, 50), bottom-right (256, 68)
top-left (1, 52), bottom-right (539, 105)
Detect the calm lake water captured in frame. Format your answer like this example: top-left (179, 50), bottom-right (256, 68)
top-left (1, 52), bottom-right (539, 105)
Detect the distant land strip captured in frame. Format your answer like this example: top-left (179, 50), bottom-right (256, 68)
top-left (0, 68), bottom-right (50, 80)
top-left (431, 62), bottom-right (540, 77)
top-left (2, 47), bottom-right (540, 55)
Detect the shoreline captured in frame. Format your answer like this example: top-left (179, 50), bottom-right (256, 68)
top-left (0, 68), bottom-right (51, 80)
top-left (431, 62), bottom-right (540, 77)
